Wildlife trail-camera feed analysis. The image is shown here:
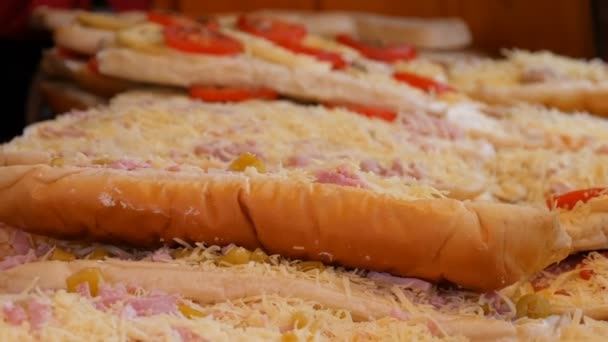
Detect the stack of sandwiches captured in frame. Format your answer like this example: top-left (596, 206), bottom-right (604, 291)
top-left (2, 7), bottom-right (608, 341)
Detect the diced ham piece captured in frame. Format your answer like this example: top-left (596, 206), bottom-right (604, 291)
top-left (367, 272), bottom-right (432, 292)
top-left (545, 255), bottom-right (584, 275)
top-left (3, 302), bottom-right (27, 326)
top-left (359, 160), bottom-right (425, 180)
top-left (315, 166), bottom-right (367, 188)
top-left (175, 327), bottom-right (209, 342)
top-left (96, 284), bottom-right (129, 310)
top-left (285, 155), bottom-right (313, 168)
top-left (530, 254), bottom-right (585, 290)
top-left (35, 243), bottom-right (52, 258)
top-left (0, 251), bottom-right (37, 271)
top-left (481, 291), bottom-right (513, 315)
top-left (125, 293), bottom-right (177, 317)
top-left (11, 230), bottom-right (31, 255)
top-left (360, 159), bottom-right (384, 174)
top-left (404, 162), bottom-right (426, 180)
top-left (106, 159), bottom-right (151, 171)
top-left (166, 165), bottom-right (181, 172)
top-left (389, 308), bottom-right (410, 321)
top-left (27, 300), bottom-right (52, 330)
top-left (401, 112), bottom-right (463, 140)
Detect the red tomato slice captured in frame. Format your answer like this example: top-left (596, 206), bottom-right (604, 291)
top-left (189, 86), bottom-right (279, 102)
top-left (148, 11), bottom-right (216, 28)
top-left (275, 40), bottom-right (347, 70)
top-left (87, 57), bottom-right (100, 74)
top-left (335, 34), bottom-right (417, 63)
top-left (325, 103), bottom-right (397, 122)
top-left (164, 24), bottom-right (243, 55)
top-left (546, 187), bottom-right (608, 210)
top-left (579, 269), bottom-right (594, 280)
top-left (237, 15), bottom-right (306, 43)
top-left (148, 11), bottom-right (187, 26)
top-left (393, 71), bottom-right (453, 94)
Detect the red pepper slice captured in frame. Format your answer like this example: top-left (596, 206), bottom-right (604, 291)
top-left (164, 23), bottom-right (243, 55)
top-left (335, 34), bottom-right (417, 63)
top-left (546, 187), bottom-right (608, 210)
top-left (275, 40), bottom-right (347, 70)
top-left (393, 71), bottom-right (453, 94)
top-left (189, 86), bottom-right (279, 102)
top-left (237, 15), bottom-right (307, 43)
top-left (325, 103), bottom-right (397, 122)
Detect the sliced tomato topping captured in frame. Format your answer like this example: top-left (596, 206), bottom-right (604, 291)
top-left (56, 46), bottom-right (89, 60)
top-left (147, 11), bottom-right (198, 27)
top-left (335, 34), bottom-right (417, 63)
top-left (164, 24), bottom-right (242, 55)
top-left (276, 40), bottom-right (347, 70)
top-left (189, 86), bottom-right (279, 102)
top-left (237, 15), bottom-right (306, 43)
top-left (325, 103), bottom-right (397, 122)
top-left (546, 187), bottom-right (608, 210)
top-left (579, 269), bottom-right (594, 280)
top-left (87, 57), bottom-right (100, 74)
top-left (393, 72), bottom-right (453, 94)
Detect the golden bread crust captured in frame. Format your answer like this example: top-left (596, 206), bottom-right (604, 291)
top-left (0, 165), bottom-right (570, 290)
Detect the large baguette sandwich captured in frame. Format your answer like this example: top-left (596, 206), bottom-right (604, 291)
top-left (62, 11), bottom-right (608, 152)
top-left (447, 50), bottom-right (608, 116)
top-left (0, 92), bottom-right (570, 291)
top-left (236, 9), bottom-right (472, 49)
top-left (0, 224), bottom-right (599, 341)
top-left (50, 11), bottom-right (469, 113)
top-left (39, 7), bottom-right (471, 50)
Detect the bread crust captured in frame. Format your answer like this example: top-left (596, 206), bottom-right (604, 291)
top-left (354, 15), bottom-right (471, 49)
top-left (0, 149), bottom-right (50, 166)
top-left (469, 82), bottom-right (608, 117)
top-left (0, 259), bottom-right (519, 340)
top-left (0, 165), bottom-right (570, 290)
top-left (39, 79), bottom-right (107, 114)
top-left (97, 48), bottom-right (430, 113)
top-left (243, 10), bottom-right (472, 49)
top-left (54, 24), bottom-right (115, 55)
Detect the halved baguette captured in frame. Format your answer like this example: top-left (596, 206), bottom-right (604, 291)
top-left (244, 9), bottom-right (472, 49)
top-left (0, 258), bottom-right (519, 340)
top-left (31, 7), bottom-right (145, 31)
top-left (0, 164), bottom-right (570, 291)
top-left (470, 82), bottom-right (608, 117)
top-left (0, 225), bottom-right (597, 340)
top-left (354, 14), bottom-right (471, 50)
top-left (447, 50), bottom-right (608, 116)
top-left (54, 24), bottom-right (116, 56)
top-left (0, 91), bottom-right (495, 200)
top-left (40, 48), bottom-right (149, 98)
top-left (97, 47), bottom-right (431, 113)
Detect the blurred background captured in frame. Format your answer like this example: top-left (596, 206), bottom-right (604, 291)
top-left (1, 0), bottom-right (607, 142)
